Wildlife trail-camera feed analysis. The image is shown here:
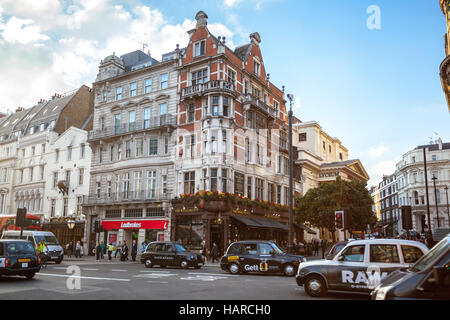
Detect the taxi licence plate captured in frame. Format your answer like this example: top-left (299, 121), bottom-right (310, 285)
top-left (22, 263), bottom-right (28, 268)
top-left (18, 259), bottom-right (31, 263)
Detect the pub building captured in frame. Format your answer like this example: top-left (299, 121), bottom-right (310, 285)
top-left (170, 193), bottom-right (315, 254)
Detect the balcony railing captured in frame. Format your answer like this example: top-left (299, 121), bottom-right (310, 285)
top-left (84, 191), bottom-right (172, 205)
top-left (88, 115), bottom-right (176, 141)
top-left (181, 80), bottom-right (235, 99)
top-left (243, 94), bottom-right (276, 119)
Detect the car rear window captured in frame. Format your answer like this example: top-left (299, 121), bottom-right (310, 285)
top-left (401, 245), bottom-right (424, 264)
top-left (370, 245), bottom-right (400, 263)
top-left (341, 245), bottom-right (365, 262)
top-left (6, 242), bottom-right (35, 255)
top-left (243, 244), bottom-right (257, 255)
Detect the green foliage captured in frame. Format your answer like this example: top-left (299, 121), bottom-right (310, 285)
top-left (295, 177), bottom-right (376, 232)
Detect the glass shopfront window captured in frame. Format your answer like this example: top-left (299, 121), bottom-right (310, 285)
top-left (145, 229), bottom-right (165, 243)
top-left (175, 216), bottom-right (203, 250)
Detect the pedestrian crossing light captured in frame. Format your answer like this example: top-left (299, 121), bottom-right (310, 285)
top-left (335, 211), bottom-right (344, 229)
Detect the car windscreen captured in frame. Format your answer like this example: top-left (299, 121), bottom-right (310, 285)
top-left (6, 242), bottom-right (35, 255)
top-left (34, 235), bottom-right (59, 246)
top-left (174, 244), bottom-right (187, 252)
top-left (410, 238), bottom-right (449, 273)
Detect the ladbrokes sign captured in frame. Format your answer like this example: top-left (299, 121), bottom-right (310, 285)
top-left (102, 220), bottom-right (169, 230)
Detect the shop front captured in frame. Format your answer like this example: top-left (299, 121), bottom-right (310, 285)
top-left (101, 219), bottom-right (169, 250)
top-left (171, 195), bottom-right (305, 255)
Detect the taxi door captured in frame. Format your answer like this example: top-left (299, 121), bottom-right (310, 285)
top-left (258, 243), bottom-right (281, 274)
top-left (367, 243), bottom-right (405, 288)
top-left (152, 243), bottom-right (168, 266)
top-left (240, 243), bottom-right (260, 273)
top-left (163, 244), bottom-right (177, 266)
top-left (328, 244), bottom-right (369, 291)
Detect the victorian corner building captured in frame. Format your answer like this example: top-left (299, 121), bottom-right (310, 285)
top-left (82, 11), bottom-right (370, 253)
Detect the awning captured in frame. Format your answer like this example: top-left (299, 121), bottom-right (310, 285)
top-left (293, 223), bottom-right (317, 235)
top-left (231, 216), bottom-right (288, 231)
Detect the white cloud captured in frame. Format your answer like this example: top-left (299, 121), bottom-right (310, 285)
top-left (0, 2), bottom-right (238, 112)
top-left (367, 158), bottom-right (399, 187)
top-left (0, 16), bottom-right (50, 45)
top-left (224, 0), bottom-right (242, 8)
top-left (369, 142), bottom-right (390, 158)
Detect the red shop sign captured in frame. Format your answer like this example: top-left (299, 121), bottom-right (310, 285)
top-left (102, 220), bottom-right (169, 231)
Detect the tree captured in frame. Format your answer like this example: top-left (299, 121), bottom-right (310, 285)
top-left (295, 177), bottom-right (376, 241)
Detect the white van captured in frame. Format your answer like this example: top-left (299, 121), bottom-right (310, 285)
top-left (1, 230), bottom-right (64, 264)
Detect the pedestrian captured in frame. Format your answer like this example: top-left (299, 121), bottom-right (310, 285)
top-left (314, 239), bottom-right (319, 256)
top-left (75, 241), bottom-right (81, 258)
top-left (201, 241), bottom-right (207, 265)
top-left (68, 241), bottom-right (73, 258)
top-left (95, 242), bottom-right (102, 261)
top-left (141, 241), bottom-right (147, 253)
top-left (107, 242), bottom-right (114, 261)
top-left (115, 241), bottom-right (122, 258)
top-left (211, 242), bottom-right (219, 263)
top-left (90, 240), bottom-right (96, 256)
top-left (122, 241), bottom-right (129, 261)
top-left (100, 242), bottom-right (105, 259)
top-left (131, 240), bottom-right (137, 262)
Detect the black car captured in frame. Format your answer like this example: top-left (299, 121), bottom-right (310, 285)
top-left (325, 241), bottom-right (348, 260)
top-left (0, 240), bottom-right (41, 280)
top-left (371, 234), bottom-right (450, 300)
top-left (140, 242), bottom-right (203, 269)
top-left (220, 240), bottom-right (306, 277)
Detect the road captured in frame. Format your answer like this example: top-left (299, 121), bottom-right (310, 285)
top-left (0, 260), bottom-right (369, 300)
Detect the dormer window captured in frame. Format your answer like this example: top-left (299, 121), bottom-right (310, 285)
top-left (194, 40), bottom-right (206, 57)
top-left (29, 126), bottom-right (35, 135)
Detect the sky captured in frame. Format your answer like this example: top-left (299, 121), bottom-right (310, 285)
top-left (0, 0), bottom-right (449, 187)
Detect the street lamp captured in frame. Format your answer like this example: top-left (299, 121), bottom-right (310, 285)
top-left (421, 147), bottom-right (433, 244)
top-left (67, 218), bottom-right (76, 256)
top-left (431, 174), bottom-right (440, 228)
top-left (444, 185), bottom-right (450, 227)
top-left (287, 93), bottom-right (294, 254)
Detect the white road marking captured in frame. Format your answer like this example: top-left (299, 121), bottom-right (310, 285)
top-left (188, 272), bottom-right (236, 277)
top-left (181, 275), bottom-right (229, 282)
top-left (52, 267), bottom-right (68, 270)
top-left (134, 273), bottom-right (178, 279)
top-left (36, 273), bottom-right (130, 282)
top-left (111, 269), bottom-right (127, 272)
top-left (146, 281), bottom-right (169, 284)
top-left (83, 268), bottom-right (99, 271)
top-left (139, 270), bottom-right (171, 273)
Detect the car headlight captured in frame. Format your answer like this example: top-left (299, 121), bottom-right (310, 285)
top-left (375, 286), bottom-right (392, 300)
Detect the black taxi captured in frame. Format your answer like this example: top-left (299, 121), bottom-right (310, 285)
top-left (0, 240), bottom-right (41, 280)
top-left (296, 239), bottom-right (429, 297)
top-left (220, 240), bottom-right (306, 277)
top-left (140, 241), bottom-right (203, 269)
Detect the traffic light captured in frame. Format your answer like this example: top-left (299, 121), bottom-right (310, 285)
top-left (16, 208), bottom-right (27, 227)
top-left (335, 211), bottom-right (343, 229)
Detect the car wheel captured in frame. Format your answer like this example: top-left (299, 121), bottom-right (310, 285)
top-left (304, 275), bottom-right (327, 298)
top-left (25, 272), bottom-right (35, 280)
top-left (228, 263), bottom-right (240, 275)
top-left (283, 264), bottom-right (296, 277)
top-left (144, 259), bottom-right (153, 268)
top-left (180, 260), bottom-right (189, 269)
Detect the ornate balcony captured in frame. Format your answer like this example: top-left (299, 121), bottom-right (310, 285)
top-left (88, 115), bottom-right (176, 142)
top-left (243, 94), bottom-right (276, 119)
top-left (181, 80), bottom-right (235, 100)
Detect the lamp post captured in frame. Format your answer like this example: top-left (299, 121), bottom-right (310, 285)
top-left (431, 174), bottom-right (440, 228)
top-left (445, 186), bottom-right (450, 227)
top-left (287, 93), bottom-right (294, 254)
top-left (422, 147), bottom-right (433, 243)
top-left (67, 217), bottom-right (76, 256)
